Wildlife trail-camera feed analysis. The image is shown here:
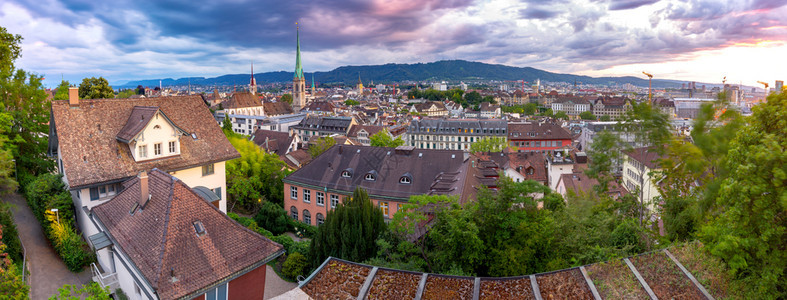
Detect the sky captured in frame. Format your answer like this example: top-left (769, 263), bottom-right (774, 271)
top-left (3, 0), bottom-right (785, 88)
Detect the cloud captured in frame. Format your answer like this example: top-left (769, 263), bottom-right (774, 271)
top-left (520, 8), bottom-right (560, 19)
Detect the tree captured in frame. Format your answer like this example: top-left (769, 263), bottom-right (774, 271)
top-left (0, 106), bottom-right (17, 194)
top-left (700, 90), bottom-right (787, 297)
top-left (254, 201), bottom-right (291, 235)
top-left (600, 115), bottom-right (611, 121)
top-left (1, 26), bottom-right (54, 187)
top-left (469, 136), bottom-right (507, 153)
top-left (585, 130), bottom-right (623, 194)
top-left (542, 108), bottom-right (554, 117)
top-left (222, 116), bottom-right (232, 133)
top-left (115, 89), bottom-right (136, 99)
top-left (49, 282), bottom-right (110, 300)
top-left (579, 111), bottom-right (596, 120)
top-left (344, 99), bottom-right (360, 106)
top-left (282, 252), bottom-right (308, 279)
top-left (369, 131), bottom-right (404, 147)
top-left (482, 95), bottom-right (496, 104)
top-left (53, 80), bottom-right (70, 101)
top-left (464, 91), bottom-right (482, 105)
top-left (225, 134), bottom-right (291, 211)
top-left (0, 227), bottom-right (28, 299)
top-left (78, 77), bottom-right (113, 99)
top-left (308, 136), bottom-right (335, 158)
top-left (280, 94), bottom-right (293, 104)
top-left (524, 103), bottom-right (538, 115)
top-left (554, 111), bottom-right (569, 120)
top-left (308, 188), bottom-right (386, 268)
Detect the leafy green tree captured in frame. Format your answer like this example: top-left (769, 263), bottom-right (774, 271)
top-left (523, 103), bottom-right (538, 115)
top-left (369, 131), bottom-right (404, 147)
top-left (469, 136), bottom-right (507, 153)
top-left (0, 226), bottom-right (28, 300)
top-left (465, 91), bottom-right (482, 105)
top-left (599, 115), bottom-right (611, 121)
top-left (53, 80), bottom-right (70, 100)
top-left (221, 116), bottom-right (232, 133)
top-left (225, 134), bottom-right (290, 210)
top-left (554, 111), bottom-right (569, 120)
top-left (0, 203), bottom-right (22, 262)
top-left (254, 201), bottom-right (291, 235)
top-left (579, 111), bottom-right (596, 120)
top-left (700, 90), bottom-right (787, 297)
top-left (0, 106), bottom-right (17, 194)
top-left (280, 94), bottom-right (293, 104)
top-left (0, 26), bottom-right (54, 187)
top-left (49, 282), bottom-right (110, 300)
top-left (78, 77), bottom-right (113, 99)
top-left (344, 99), bottom-right (360, 106)
top-left (282, 252), bottom-right (308, 279)
top-left (115, 89), bottom-right (136, 99)
top-left (542, 108), bottom-right (554, 117)
top-left (482, 95), bottom-right (496, 104)
top-left (308, 136), bottom-right (335, 158)
top-left (585, 130), bottom-right (623, 193)
top-left (308, 188), bottom-right (386, 268)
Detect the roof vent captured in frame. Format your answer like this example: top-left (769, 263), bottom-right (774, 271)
top-left (418, 153), bottom-right (423, 158)
top-left (451, 154), bottom-right (455, 159)
top-left (191, 133), bottom-right (197, 139)
top-left (193, 221), bottom-right (206, 236)
top-left (356, 149), bottom-right (361, 154)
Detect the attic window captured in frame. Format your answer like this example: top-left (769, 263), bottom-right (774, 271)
top-left (399, 176), bottom-right (411, 184)
top-left (191, 133), bottom-right (198, 139)
top-left (193, 221), bottom-right (206, 236)
top-left (341, 170), bottom-right (352, 178)
top-left (364, 173), bottom-right (376, 181)
top-left (154, 125), bottom-right (161, 129)
top-left (129, 202), bottom-right (139, 215)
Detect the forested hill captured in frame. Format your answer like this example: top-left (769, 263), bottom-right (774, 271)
top-left (119, 60), bottom-right (683, 88)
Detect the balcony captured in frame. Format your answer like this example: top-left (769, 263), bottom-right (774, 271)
top-left (91, 263), bottom-right (120, 292)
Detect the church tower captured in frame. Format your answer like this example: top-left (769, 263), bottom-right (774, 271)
top-left (311, 74), bottom-right (316, 95)
top-left (293, 23), bottom-right (307, 111)
top-left (249, 62), bottom-right (257, 95)
top-left (357, 73), bottom-right (364, 95)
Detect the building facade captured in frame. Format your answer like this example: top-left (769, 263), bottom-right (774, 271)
top-left (591, 96), bottom-right (631, 119)
top-left (551, 97), bottom-right (591, 117)
top-left (289, 115), bottom-right (357, 142)
top-left (406, 119), bottom-right (508, 151)
top-left (507, 122), bottom-right (573, 153)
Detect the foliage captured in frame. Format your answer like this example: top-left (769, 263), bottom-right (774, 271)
top-left (0, 105), bottom-right (17, 194)
top-left (579, 111), bottom-right (596, 120)
top-left (225, 134), bottom-right (290, 211)
top-left (0, 226), bottom-right (29, 299)
top-left (280, 94), bottom-right (293, 104)
top-left (501, 103), bottom-right (538, 115)
top-left (585, 130), bottom-right (623, 194)
top-left (308, 136), bottom-right (335, 158)
top-left (53, 80), bottom-right (70, 100)
top-left (282, 252), bottom-right (308, 279)
top-left (700, 90), bottom-right (787, 297)
top-left (115, 89), bottom-right (136, 99)
top-left (308, 188), bottom-right (386, 268)
top-left (254, 201), bottom-right (291, 235)
top-left (0, 26), bottom-right (54, 187)
top-left (469, 136), bottom-right (507, 153)
top-left (77, 77), bottom-right (113, 99)
top-left (221, 116), bottom-right (232, 132)
top-left (0, 202), bottom-right (22, 262)
top-left (227, 212), bottom-right (274, 239)
top-left (369, 131), bottom-right (404, 147)
top-left (542, 108), bottom-right (554, 117)
top-left (23, 173), bottom-right (73, 224)
top-left (49, 282), bottom-right (110, 300)
top-left (47, 214), bottom-right (93, 272)
top-left (290, 219), bottom-right (317, 238)
top-left (344, 99), bottom-right (360, 106)
top-left (600, 115), bottom-right (611, 121)
top-left (554, 111), bottom-right (569, 120)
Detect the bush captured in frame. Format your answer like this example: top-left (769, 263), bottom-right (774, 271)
top-left (50, 282), bottom-right (110, 300)
top-left (0, 226), bottom-right (29, 299)
top-left (254, 201), bottom-right (291, 235)
top-left (0, 203), bottom-right (22, 263)
top-left (271, 234), bottom-right (294, 254)
top-left (290, 219), bottom-right (317, 239)
top-left (23, 173), bottom-right (73, 224)
top-left (282, 252), bottom-right (308, 279)
top-left (49, 219), bottom-right (93, 272)
top-left (229, 213), bottom-right (274, 239)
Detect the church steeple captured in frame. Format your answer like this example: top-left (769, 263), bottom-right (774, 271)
top-left (294, 23), bottom-right (304, 80)
top-left (250, 61), bottom-right (256, 95)
top-left (311, 74), bottom-right (316, 94)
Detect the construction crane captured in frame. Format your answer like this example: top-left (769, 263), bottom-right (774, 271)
top-left (757, 81), bottom-right (769, 92)
top-left (642, 71), bottom-right (653, 104)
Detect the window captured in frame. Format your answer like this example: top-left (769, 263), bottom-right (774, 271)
top-left (202, 164), bottom-right (215, 176)
top-left (290, 186), bottom-right (298, 199)
top-left (379, 202), bottom-right (389, 217)
top-left (341, 170), bottom-right (351, 178)
top-left (205, 283), bottom-right (228, 300)
top-left (154, 143), bottom-right (162, 155)
top-left (316, 213), bottom-right (324, 225)
top-left (397, 203), bottom-right (404, 213)
top-left (364, 173), bottom-right (375, 181)
top-left (303, 190), bottom-right (311, 203)
top-left (316, 192), bottom-right (325, 206)
top-left (169, 141), bottom-right (176, 153)
top-left (303, 210), bottom-right (311, 225)
top-left (290, 206), bottom-right (298, 220)
top-left (89, 187), bottom-right (99, 201)
top-left (399, 176), bottom-right (411, 184)
top-left (213, 187), bottom-right (222, 199)
top-left (138, 145), bottom-right (148, 158)
top-left (330, 195), bottom-right (339, 208)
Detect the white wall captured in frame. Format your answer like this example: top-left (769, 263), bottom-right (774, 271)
top-left (169, 162), bottom-right (227, 213)
top-left (130, 111), bottom-right (181, 162)
top-left (548, 163), bottom-right (574, 190)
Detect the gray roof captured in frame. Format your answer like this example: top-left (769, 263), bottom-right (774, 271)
top-left (192, 186), bottom-right (220, 202)
top-left (88, 231), bottom-right (112, 250)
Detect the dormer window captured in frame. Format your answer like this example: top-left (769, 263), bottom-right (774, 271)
top-left (193, 221), bottom-right (206, 236)
top-left (399, 176), bottom-right (411, 184)
top-left (364, 173), bottom-right (376, 181)
top-left (342, 171), bottom-right (351, 178)
top-left (154, 125), bottom-right (161, 129)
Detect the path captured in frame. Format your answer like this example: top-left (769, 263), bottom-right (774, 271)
top-left (263, 265), bottom-right (297, 299)
top-left (2, 193), bottom-right (92, 300)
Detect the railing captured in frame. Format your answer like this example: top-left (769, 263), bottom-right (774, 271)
top-left (91, 263), bottom-right (119, 290)
top-left (17, 234), bottom-right (28, 284)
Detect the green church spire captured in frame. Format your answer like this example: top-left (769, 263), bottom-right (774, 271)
top-left (311, 74), bottom-right (315, 89)
top-left (294, 23), bottom-right (304, 79)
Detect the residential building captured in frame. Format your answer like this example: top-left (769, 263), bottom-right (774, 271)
top-left (263, 101), bottom-right (294, 117)
top-left (551, 97), bottom-right (591, 117)
top-left (481, 151), bottom-right (548, 185)
top-left (347, 125), bottom-right (387, 146)
top-left (479, 102), bottom-right (501, 118)
top-left (283, 145), bottom-right (474, 222)
top-left (591, 96), bottom-right (631, 119)
top-left (555, 171), bottom-right (628, 199)
top-left (674, 98), bottom-right (715, 119)
top-left (289, 115), bottom-right (357, 142)
top-left (507, 121), bottom-right (573, 153)
top-left (224, 92), bottom-right (263, 116)
top-left (251, 129), bottom-right (300, 156)
top-left (302, 101), bottom-right (337, 115)
top-left (622, 147), bottom-right (664, 212)
top-left (546, 150), bottom-right (587, 190)
top-left (409, 101), bottom-right (449, 117)
top-left (48, 91), bottom-right (239, 244)
top-left (89, 169), bottom-right (283, 299)
top-left (406, 119), bottom-right (508, 151)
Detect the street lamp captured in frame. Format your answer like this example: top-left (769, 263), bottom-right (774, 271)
top-left (50, 208), bottom-right (60, 224)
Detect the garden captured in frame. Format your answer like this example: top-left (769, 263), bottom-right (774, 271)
top-left (630, 251), bottom-right (704, 299)
top-left (301, 260), bottom-right (371, 299)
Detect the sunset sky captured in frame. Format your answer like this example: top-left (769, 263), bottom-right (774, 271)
top-left (3, 0), bottom-right (785, 88)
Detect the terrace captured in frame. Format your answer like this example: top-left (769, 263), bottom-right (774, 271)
top-left (287, 242), bottom-right (726, 300)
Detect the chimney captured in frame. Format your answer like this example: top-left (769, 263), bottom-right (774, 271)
top-left (139, 171), bottom-right (150, 207)
top-left (68, 87), bottom-right (79, 106)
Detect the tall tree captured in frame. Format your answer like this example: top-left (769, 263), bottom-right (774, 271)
top-left (78, 77), bottom-right (113, 99)
top-left (369, 131), bottom-right (404, 147)
top-left (0, 106), bottom-right (17, 193)
top-left (469, 136), bottom-right (507, 153)
top-left (0, 26), bottom-right (53, 185)
top-left (308, 188), bottom-right (386, 267)
top-left (53, 80), bottom-right (70, 101)
top-left (700, 90), bottom-right (787, 297)
top-left (225, 133), bottom-right (290, 210)
top-left (579, 111), bottom-right (596, 120)
top-left (585, 130), bottom-right (623, 194)
top-left (308, 136), bottom-right (335, 158)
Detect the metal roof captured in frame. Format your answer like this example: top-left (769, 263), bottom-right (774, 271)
top-left (88, 231), bottom-right (112, 250)
top-left (192, 186), bottom-right (220, 202)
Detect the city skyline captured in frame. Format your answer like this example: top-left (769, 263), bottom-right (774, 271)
top-left (2, 0), bottom-right (785, 88)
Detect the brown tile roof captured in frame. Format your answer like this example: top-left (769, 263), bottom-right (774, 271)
top-left (507, 122), bottom-right (573, 140)
top-left (224, 92), bottom-right (261, 109)
top-left (115, 106), bottom-right (159, 142)
top-left (624, 146), bottom-right (665, 170)
top-left (92, 169), bottom-right (283, 300)
top-left (347, 125), bottom-right (386, 139)
top-left (412, 101), bottom-right (447, 113)
top-left (558, 171), bottom-right (628, 198)
top-left (507, 152), bottom-right (548, 184)
top-left (251, 129), bottom-right (294, 155)
top-left (284, 149), bottom-right (313, 169)
top-left (303, 101), bottom-right (335, 112)
top-left (263, 101), bottom-right (294, 116)
top-left (51, 96), bottom-right (240, 189)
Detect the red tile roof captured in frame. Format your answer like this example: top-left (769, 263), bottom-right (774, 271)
top-left (92, 169), bottom-right (283, 300)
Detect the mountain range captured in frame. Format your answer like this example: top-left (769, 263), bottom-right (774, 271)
top-left (118, 60), bottom-right (693, 89)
